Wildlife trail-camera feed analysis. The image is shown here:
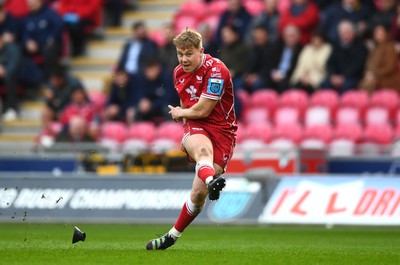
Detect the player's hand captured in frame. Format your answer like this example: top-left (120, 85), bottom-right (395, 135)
top-left (168, 105), bottom-right (182, 122)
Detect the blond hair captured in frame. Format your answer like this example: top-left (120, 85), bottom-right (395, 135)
top-left (173, 28), bottom-right (203, 50)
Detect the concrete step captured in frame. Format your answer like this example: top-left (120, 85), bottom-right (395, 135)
top-left (20, 101), bottom-right (44, 121)
top-left (0, 133), bottom-right (37, 142)
top-left (122, 10), bottom-right (174, 29)
top-left (73, 71), bottom-right (112, 92)
top-left (71, 57), bottom-right (116, 72)
top-left (87, 40), bottom-right (124, 59)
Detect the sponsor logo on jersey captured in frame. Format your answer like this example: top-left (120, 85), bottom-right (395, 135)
top-left (186, 85), bottom-right (200, 101)
top-left (207, 78), bottom-right (224, 95)
top-left (212, 66), bottom-right (221, 72)
top-left (178, 78), bottom-right (185, 84)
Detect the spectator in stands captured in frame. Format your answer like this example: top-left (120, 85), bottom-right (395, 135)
top-left (159, 23), bottom-right (179, 75)
top-left (249, 0), bottom-right (280, 43)
top-left (0, 34), bottom-right (21, 121)
top-left (278, 0), bottom-right (319, 44)
top-left (237, 25), bottom-right (274, 93)
top-left (104, 0), bottom-right (123, 27)
top-left (55, 115), bottom-right (95, 143)
top-left (58, 0), bottom-right (102, 56)
top-left (321, 0), bottom-right (373, 44)
top-left (197, 23), bottom-right (219, 58)
top-left (390, 1), bottom-right (400, 52)
top-left (218, 25), bottom-right (249, 87)
top-left (268, 25), bottom-right (303, 93)
top-left (22, 0), bottom-right (63, 81)
top-left (42, 65), bottom-right (84, 129)
top-left (59, 87), bottom-right (98, 138)
top-left (0, 4), bottom-right (21, 43)
top-left (370, 0), bottom-right (396, 31)
top-left (136, 59), bottom-right (177, 123)
top-left (290, 32), bottom-right (332, 94)
top-left (321, 20), bottom-right (367, 94)
top-left (215, 0), bottom-right (253, 46)
top-left (359, 23), bottom-right (400, 92)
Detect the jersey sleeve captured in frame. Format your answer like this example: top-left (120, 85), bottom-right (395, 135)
top-left (201, 60), bottom-right (229, 101)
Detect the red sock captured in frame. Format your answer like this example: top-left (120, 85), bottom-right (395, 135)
top-left (196, 160), bottom-right (215, 184)
top-left (174, 200), bottom-right (202, 233)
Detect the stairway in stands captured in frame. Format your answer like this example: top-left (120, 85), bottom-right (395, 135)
top-left (0, 0), bottom-right (184, 152)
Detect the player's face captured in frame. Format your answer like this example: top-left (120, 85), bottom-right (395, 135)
top-left (176, 46), bottom-right (204, 73)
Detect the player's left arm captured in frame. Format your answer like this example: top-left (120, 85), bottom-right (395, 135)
top-left (169, 97), bottom-right (217, 120)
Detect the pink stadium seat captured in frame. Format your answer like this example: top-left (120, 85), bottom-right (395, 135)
top-left (303, 124), bottom-right (333, 144)
top-left (243, 122), bottom-right (272, 143)
top-left (340, 90), bottom-right (369, 111)
top-left (207, 0), bottom-right (228, 16)
top-left (243, 107), bottom-right (270, 124)
top-left (333, 123), bottom-right (363, 143)
top-left (179, 0), bottom-right (207, 19)
top-left (365, 106), bottom-right (390, 125)
top-left (274, 106), bottom-right (300, 126)
top-left (127, 122), bottom-right (156, 143)
top-left (370, 89), bottom-right (399, 120)
top-left (304, 106), bottom-right (331, 127)
top-left (272, 123), bottom-right (303, 144)
top-left (156, 121), bottom-right (184, 143)
top-left (88, 91), bottom-right (107, 113)
top-left (243, 0), bottom-right (265, 16)
top-left (149, 29), bottom-right (167, 47)
top-left (173, 14), bottom-right (198, 33)
top-left (121, 139), bottom-right (149, 155)
top-left (236, 89), bottom-right (250, 110)
top-left (279, 89), bottom-right (308, 118)
top-left (100, 122), bottom-right (127, 143)
top-left (335, 106), bottom-right (360, 126)
top-left (310, 90), bottom-right (339, 112)
top-left (249, 89), bottom-right (278, 112)
top-left (363, 123), bottom-right (394, 145)
top-left (198, 14), bottom-right (220, 34)
top-left (235, 122), bottom-right (245, 143)
top-left (329, 139), bottom-right (356, 157)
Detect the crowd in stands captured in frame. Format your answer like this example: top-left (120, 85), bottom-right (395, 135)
top-left (2, 0), bottom-right (400, 154)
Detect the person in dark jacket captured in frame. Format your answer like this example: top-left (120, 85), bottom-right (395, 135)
top-left (0, 4), bottom-right (22, 43)
top-left (0, 36), bottom-right (21, 121)
top-left (320, 20), bottom-right (368, 94)
top-left (215, 0), bottom-right (253, 46)
top-left (22, 0), bottom-right (64, 81)
top-left (268, 25), bottom-right (303, 93)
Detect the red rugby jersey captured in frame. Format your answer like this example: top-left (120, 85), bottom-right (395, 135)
top-left (173, 54), bottom-right (237, 130)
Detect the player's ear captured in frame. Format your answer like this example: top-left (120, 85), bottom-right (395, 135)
top-left (200, 47), bottom-right (204, 54)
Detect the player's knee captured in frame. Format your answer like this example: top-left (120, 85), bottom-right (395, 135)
top-left (197, 147), bottom-right (212, 159)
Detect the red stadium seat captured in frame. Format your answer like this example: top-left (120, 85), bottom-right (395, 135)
top-left (274, 107), bottom-right (300, 126)
top-left (329, 139), bottom-right (356, 157)
top-left (207, 0), bottom-right (228, 16)
top-left (243, 0), bottom-right (265, 16)
top-left (272, 123), bottom-right (303, 144)
top-left (179, 0), bottom-right (207, 19)
top-left (88, 91), bottom-right (107, 113)
top-left (127, 122), bottom-right (156, 143)
top-left (149, 29), bottom-right (168, 47)
top-left (198, 14), bottom-right (220, 34)
top-left (304, 106), bottom-right (331, 127)
top-left (121, 139), bottom-right (149, 155)
top-left (156, 121), bottom-right (184, 143)
top-left (301, 124), bottom-right (333, 150)
top-left (236, 89), bottom-right (250, 110)
top-left (243, 122), bottom-right (272, 143)
top-left (235, 122), bottom-right (245, 144)
top-left (249, 89), bottom-right (278, 112)
top-left (365, 106), bottom-right (390, 126)
top-left (279, 89), bottom-right (308, 118)
top-left (335, 106), bottom-right (361, 126)
top-left (363, 123), bottom-right (394, 145)
top-left (333, 123), bottom-right (363, 143)
top-left (243, 107), bottom-right (270, 124)
top-left (340, 90), bottom-right (369, 111)
top-left (100, 122), bottom-right (127, 143)
top-left (310, 90), bottom-right (339, 112)
top-left (173, 14), bottom-right (198, 33)
top-left (370, 89), bottom-right (399, 120)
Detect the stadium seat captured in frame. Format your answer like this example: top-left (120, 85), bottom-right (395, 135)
top-left (249, 89), bottom-right (278, 112)
top-left (198, 14), bottom-right (220, 34)
top-left (363, 123), bottom-right (394, 145)
top-left (340, 90), bottom-right (369, 111)
top-left (328, 139), bottom-right (356, 157)
top-left (365, 106), bottom-right (390, 126)
top-left (333, 123), bottom-right (363, 143)
top-left (272, 123), bottom-right (303, 144)
top-left (207, 0), bottom-right (228, 16)
top-left (173, 14), bottom-right (198, 34)
top-left (156, 121), bottom-right (184, 143)
top-left (239, 139), bottom-right (268, 150)
top-left (235, 122), bottom-right (245, 144)
top-left (151, 139), bottom-right (180, 154)
top-left (300, 124), bottom-right (332, 149)
top-left (370, 89), bottom-right (399, 120)
top-left (149, 29), bottom-right (167, 47)
top-left (335, 106), bottom-right (361, 126)
top-left (279, 89), bottom-right (308, 118)
top-left (304, 106), bottom-right (331, 127)
top-left (243, 122), bottom-right (272, 143)
top-left (269, 138), bottom-right (296, 150)
top-left (243, 107), bottom-right (270, 124)
top-left (178, 0), bottom-right (207, 19)
top-left (126, 122), bottom-right (156, 143)
top-left (310, 90), bottom-right (339, 112)
top-left (274, 107), bottom-right (300, 126)
top-left (100, 122), bottom-right (127, 143)
top-left (243, 0), bottom-right (265, 16)
top-left (88, 91), bottom-right (107, 113)
top-left (121, 139), bottom-right (149, 155)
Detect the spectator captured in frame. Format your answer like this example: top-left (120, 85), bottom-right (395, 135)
top-left (290, 32), bottom-right (332, 94)
top-left (22, 0), bottom-right (63, 81)
top-left (42, 65), bottom-right (84, 128)
top-left (215, 0), bottom-right (253, 46)
top-left (268, 25), bottom-right (303, 93)
top-left (0, 4), bottom-right (21, 43)
top-left (4, 0), bottom-right (29, 18)
top-left (370, 0), bottom-right (396, 30)
top-left (390, 1), bottom-right (400, 51)
top-left (104, 0), bottom-right (123, 27)
top-left (159, 23), bottom-right (179, 74)
top-left (59, 87), bottom-right (98, 138)
top-left (136, 59), bottom-right (177, 123)
top-left (58, 0), bottom-right (102, 56)
top-left (237, 25), bottom-right (275, 93)
top-left (249, 0), bottom-right (280, 43)
top-left (55, 115), bottom-right (95, 143)
top-left (278, 0), bottom-right (319, 44)
top-left (359, 23), bottom-right (400, 92)
top-left (0, 35), bottom-right (21, 121)
top-left (321, 20), bottom-right (368, 94)
top-left (321, 0), bottom-right (373, 44)
top-left (197, 23), bottom-right (219, 58)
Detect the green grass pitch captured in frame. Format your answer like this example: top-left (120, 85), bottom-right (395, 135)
top-left (0, 223), bottom-right (399, 265)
